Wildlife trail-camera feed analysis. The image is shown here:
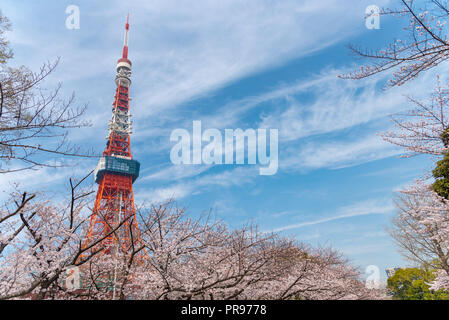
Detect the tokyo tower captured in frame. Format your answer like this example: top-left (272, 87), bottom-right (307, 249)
top-left (83, 15), bottom-right (143, 257)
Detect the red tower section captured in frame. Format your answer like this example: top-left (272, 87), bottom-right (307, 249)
top-left (83, 15), bottom-right (143, 257)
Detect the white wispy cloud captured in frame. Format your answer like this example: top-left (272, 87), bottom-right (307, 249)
top-left (283, 135), bottom-right (401, 171)
top-left (141, 164), bottom-right (211, 182)
top-left (0, 159), bottom-right (96, 201)
top-left (135, 184), bottom-right (194, 203)
top-left (135, 166), bottom-right (258, 202)
top-left (3, 0), bottom-right (390, 119)
top-left (268, 199), bottom-right (394, 233)
top-left (133, 63), bottom-right (444, 194)
top-left (2, 0), bottom-right (426, 209)
top-left (258, 68), bottom-right (445, 141)
top-left (125, 0), bottom-right (388, 117)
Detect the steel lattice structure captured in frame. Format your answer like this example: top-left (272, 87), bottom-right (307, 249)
top-left (83, 15), bottom-right (144, 258)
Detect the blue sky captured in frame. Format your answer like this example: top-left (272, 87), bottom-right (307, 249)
top-left (1, 0), bottom-right (444, 282)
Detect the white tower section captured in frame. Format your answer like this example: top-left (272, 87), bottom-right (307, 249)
top-left (108, 60), bottom-right (133, 137)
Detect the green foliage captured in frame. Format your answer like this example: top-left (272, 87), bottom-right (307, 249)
top-left (441, 128), bottom-right (449, 148)
top-left (433, 153), bottom-right (449, 179)
top-left (431, 152), bottom-right (449, 199)
top-left (431, 178), bottom-right (449, 200)
top-left (0, 10), bottom-right (13, 64)
top-left (387, 268), bottom-right (449, 300)
top-left (431, 129), bottom-right (449, 199)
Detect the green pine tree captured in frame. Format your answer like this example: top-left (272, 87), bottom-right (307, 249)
top-left (431, 128), bottom-right (449, 199)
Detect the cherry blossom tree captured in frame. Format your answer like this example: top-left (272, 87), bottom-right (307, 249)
top-left (69, 201), bottom-right (386, 300)
top-left (379, 78), bottom-right (449, 291)
top-left (389, 180), bottom-right (449, 291)
top-left (431, 269), bottom-right (449, 290)
top-left (390, 181), bottom-right (449, 268)
top-left (0, 172), bottom-right (134, 300)
top-left (342, 0), bottom-right (449, 87)
top-left (1, 197), bottom-right (385, 300)
top-left (0, 10), bottom-right (92, 174)
top-left (381, 76), bottom-right (449, 156)
top-left (343, 1), bottom-right (449, 293)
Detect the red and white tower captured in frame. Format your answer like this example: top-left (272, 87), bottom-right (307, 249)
top-left (83, 15), bottom-right (143, 257)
